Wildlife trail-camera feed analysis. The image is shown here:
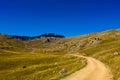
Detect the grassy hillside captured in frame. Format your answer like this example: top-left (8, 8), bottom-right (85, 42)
top-left (79, 30), bottom-right (120, 80)
top-left (0, 34), bottom-right (26, 51)
top-left (0, 29), bottom-right (120, 80)
top-left (26, 29), bottom-right (120, 53)
top-left (79, 39), bottom-right (120, 80)
top-left (0, 34), bottom-right (87, 80)
top-left (0, 50), bottom-right (86, 80)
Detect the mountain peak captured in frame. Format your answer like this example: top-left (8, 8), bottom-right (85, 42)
top-left (12, 33), bottom-right (65, 41)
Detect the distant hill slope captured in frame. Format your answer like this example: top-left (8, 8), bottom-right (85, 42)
top-left (0, 33), bottom-right (65, 51)
top-left (0, 34), bottom-right (26, 51)
top-left (0, 29), bottom-right (120, 52)
top-left (25, 29), bottom-right (120, 53)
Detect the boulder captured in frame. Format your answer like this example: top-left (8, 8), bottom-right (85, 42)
top-left (114, 51), bottom-right (119, 56)
top-left (59, 68), bottom-right (67, 74)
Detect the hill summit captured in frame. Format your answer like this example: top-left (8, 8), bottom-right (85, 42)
top-left (12, 33), bottom-right (65, 40)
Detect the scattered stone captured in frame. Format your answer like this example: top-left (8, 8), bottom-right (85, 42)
top-left (53, 71), bottom-right (56, 74)
top-left (114, 51), bottom-right (119, 56)
top-left (45, 39), bottom-right (51, 43)
top-left (88, 38), bottom-right (101, 46)
top-left (55, 62), bottom-right (58, 65)
top-left (59, 68), bottom-right (67, 75)
top-left (55, 67), bottom-right (59, 69)
top-left (22, 66), bottom-right (27, 69)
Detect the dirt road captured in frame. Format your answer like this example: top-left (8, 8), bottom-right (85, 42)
top-left (62, 54), bottom-right (112, 80)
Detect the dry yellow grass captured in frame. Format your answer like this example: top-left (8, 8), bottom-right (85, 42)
top-left (0, 29), bottom-right (120, 80)
top-left (0, 50), bottom-right (87, 80)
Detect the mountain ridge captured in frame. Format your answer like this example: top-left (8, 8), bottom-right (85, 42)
top-left (12, 33), bottom-right (65, 41)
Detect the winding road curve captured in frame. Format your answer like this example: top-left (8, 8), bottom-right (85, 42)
top-left (62, 54), bottom-right (112, 80)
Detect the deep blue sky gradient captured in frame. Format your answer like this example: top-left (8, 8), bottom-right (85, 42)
top-left (0, 0), bottom-right (120, 36)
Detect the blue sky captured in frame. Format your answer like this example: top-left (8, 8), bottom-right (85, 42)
top-left (0, 0), bottom-right (120, 36)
